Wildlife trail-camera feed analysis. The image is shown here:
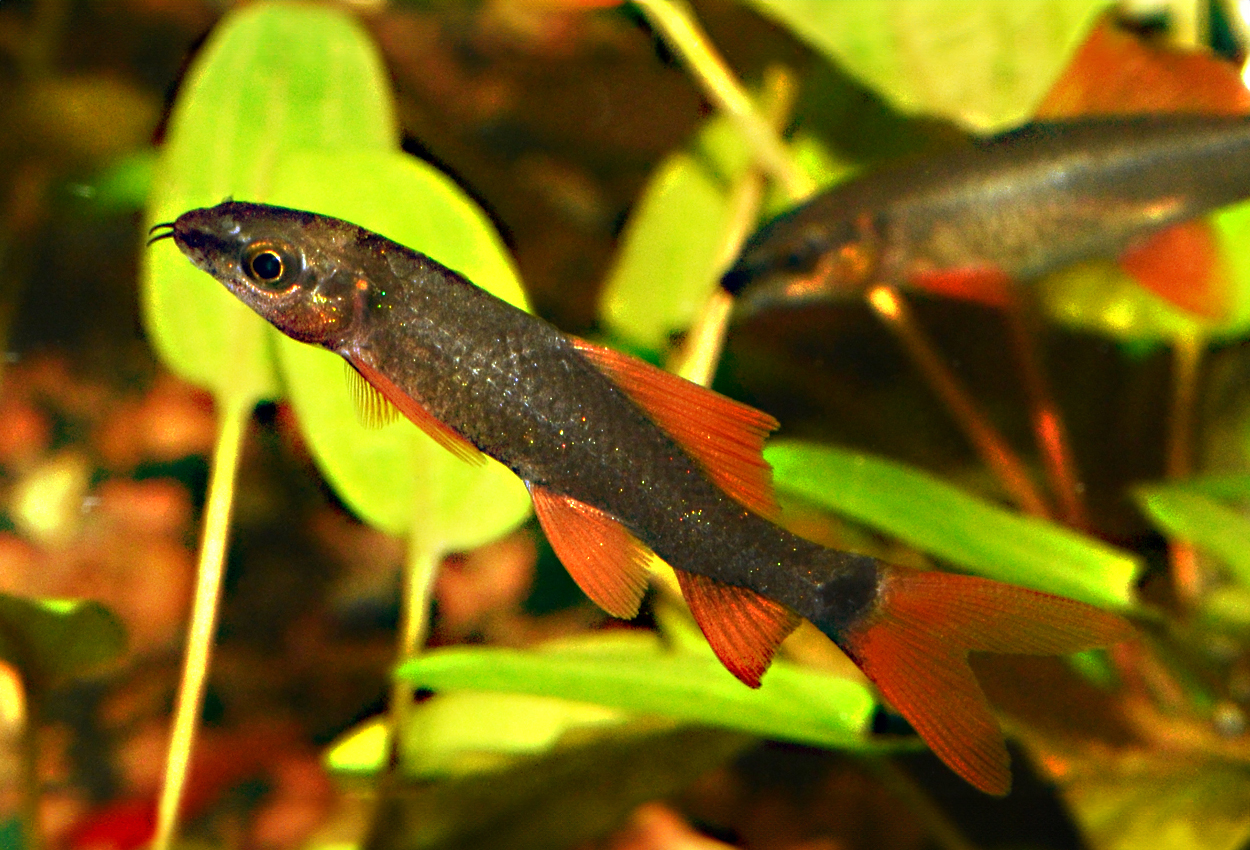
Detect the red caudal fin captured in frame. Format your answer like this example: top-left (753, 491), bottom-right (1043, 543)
top-left (836, 567), bottom-right (1133, 795)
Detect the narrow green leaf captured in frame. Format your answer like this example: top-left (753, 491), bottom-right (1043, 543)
top-left (396, 632), bottom-right (875, 751)
top-left (143, 0), bottom-right (395, 405)
top-left (266, 149), bottom-right (532, 544)
top-left (327, 693), bottom-right (625, 779)
top-left (766, 440), bottom-right (1138, 608)
top-left (0, 596), bottom-right (126, 690)
top-left (367, 721), bottom-right (750, 850)
top-left (743, 0), bottom-right (1110, 131)
top-left (1135, 485), bottom-right (1250, 587)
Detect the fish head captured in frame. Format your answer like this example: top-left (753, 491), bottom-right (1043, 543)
top-left (725, 211), bottom-right (881, 320)
top-left (161, 201), bottom-right (364, 348)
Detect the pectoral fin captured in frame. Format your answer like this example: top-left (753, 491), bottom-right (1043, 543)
top-left (344, 361), bottom-right (399, 428)
top-left (344, 354), bottom-right (485, 465)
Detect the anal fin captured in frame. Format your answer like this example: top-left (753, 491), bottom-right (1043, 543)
top-left (1118, 221), bottom-right (1229, 319)
top-left (570, 338), bottom-right (780, 520)
top-left (344, 354), bottom-right (484, 465)
top-left (674, 569), bottom-right (800, 688)
top-left (529, 484), bottom-right (651, 619)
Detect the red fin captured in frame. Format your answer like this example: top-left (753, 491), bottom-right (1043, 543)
top-left (674, 569), bottom-right (801, 688)
top-left (907, 266), bottom-right (1013, 309)
top-left (345, 354), bottom-right (485, 465)
top-left (838, 568), bottom-right (1132, 796)
top-left (344, 361), bottom-right (399, 428)
top-left (1036, 15), bottom-right (1250, 118)
top-left (1118, 221), bottom-right (1230, 319)
top-left (570, 338), bottom-right (780, 520)
top-left (529, 484), bottom-right (651, 619)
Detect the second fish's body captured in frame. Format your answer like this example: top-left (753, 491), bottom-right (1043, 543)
top-left (723, 113), bottom-right (1250, 312)
top-left (155, 201), bottom-right (1130, 796)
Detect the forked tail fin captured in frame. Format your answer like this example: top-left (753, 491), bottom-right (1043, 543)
top-left (834, 567), bottom-right (1133, 795)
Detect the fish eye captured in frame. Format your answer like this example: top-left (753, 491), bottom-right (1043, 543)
top-left (242, 242), bottom-right (299, 290)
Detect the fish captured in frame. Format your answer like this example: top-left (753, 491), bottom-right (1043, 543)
top-left (722, 113), bottom-right (1250, 317)
top-left (150, 201), bottom-right (1132, 795)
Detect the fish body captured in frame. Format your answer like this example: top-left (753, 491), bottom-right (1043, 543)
top-left (155, 201), bottom-right (1131, 795)
top-left (724, 114), bottom-right (1250, 313)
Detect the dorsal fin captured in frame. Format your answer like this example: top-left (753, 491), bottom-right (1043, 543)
top-left (345, 361), bottom-right (399, 428)
top-left (673, 569), bottom-right (800, 687)
top-left (569, 338), bottom-right (780, 520)
top-left (528, 484), bottom-right (651, 619)
top-left (344, 354), bottom-right (485, 466)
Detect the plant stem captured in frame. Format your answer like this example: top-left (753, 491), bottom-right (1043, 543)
top-left (388, 537), bottom-right (444, 757)
top-left (152, 396), bottom-right (251, 850)
top-left (1004, 300), bottom-right (1088, 529)
top-left (676, 64), bottom-right (796, 386)
top-left (1168, 331), bottom-right (1205, 603)
top-left (632, 0), bottom-right (813, 201)
top-left (867, 286), bottom-right (1051, 518)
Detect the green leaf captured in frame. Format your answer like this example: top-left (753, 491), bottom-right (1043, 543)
top-left (396, 631), bottom-right (875, 751)
top-left (743, 0), bottom-right (1110, 132)
top-left (1064, 759), bottom-right (1250, 850)
top-left (366, 721), bottom-right (750, 850)
top-left (765, 440), bottom-right (1138, 608)
top-left (0, 596), bottom-right (126, 690)
top-left (265, 149), bottom-right (531, 543)
top-left (1134, 484), bottom-right (1250, 587)
top-left (1037, 260), bottom-right (1211, 343)
top-left (143, 0), bottom-right (396, 406)
top-left (72, 148), bottom-right (157, 213)
top-left (601, 114), bottom-right (753, 350)
top-left (327, 692), bottom-right (625, 778)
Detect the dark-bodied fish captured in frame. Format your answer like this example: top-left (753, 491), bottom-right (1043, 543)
top-left (151, 201), bottom-right (1131, 795)
top-left (723, 114), bottom-right (1250, 316)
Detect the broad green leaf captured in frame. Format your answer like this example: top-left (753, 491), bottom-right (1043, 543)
top-left (765, 440), bottom-right (1138, 608)
top-left (1135, 485), bottom-right (1250, 587)
top-left (366, 721), bottom-right (750, 850)
top-left (1037, 259), bottom-right (1216, 343)
top-left (1211, 200), bottom-right (1250, 338)
top-left (143, 0), bottom-right (395, 405)
top-left (0, 596), bottom-right (126, 690)
top-left (1063, 759), bottom-right (1250, 850)
top-left (266, 150), bottom-right (531, 543)
top-left (397, 631), bottom-right (875, 751)
top-left (601, 114), bottom-right (754, 350)
top-left (744, 0), bottom-right (1109, 132)
top-left (327, 692), bottom-right (624, 778)
top-left (601, 100), bottom-right (856, 350)
top-left (73, 148), bottom-right (157, 213)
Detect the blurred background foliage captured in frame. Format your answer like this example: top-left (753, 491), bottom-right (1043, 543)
top-left (4, 1), bottom-right (1250, 850)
